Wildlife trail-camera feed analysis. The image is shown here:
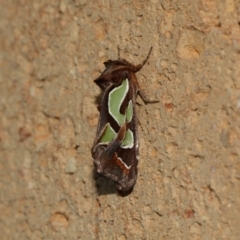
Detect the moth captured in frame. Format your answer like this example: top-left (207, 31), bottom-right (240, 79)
top-left (91, 47), bottom-right (157, 192)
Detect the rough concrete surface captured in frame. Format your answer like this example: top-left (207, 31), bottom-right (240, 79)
top-left (0, 0), bottom-right (240, 239)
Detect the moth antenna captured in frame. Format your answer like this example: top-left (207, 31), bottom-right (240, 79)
top-left (134, 46), bottom-right (153, 72)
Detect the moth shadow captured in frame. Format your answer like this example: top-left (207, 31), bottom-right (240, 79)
top-left (93, 170), bottom-right (117, 195)
top-left (93, 170), bottom-right (134, 196)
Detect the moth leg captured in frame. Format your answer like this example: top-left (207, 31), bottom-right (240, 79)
top-left (138, 88), bottom-right (159, 104)
top-left (97, 105), bottom-right (101, 112)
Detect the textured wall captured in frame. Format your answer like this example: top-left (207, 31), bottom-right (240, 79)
top-left (0, 0), bottom-right (240, 239)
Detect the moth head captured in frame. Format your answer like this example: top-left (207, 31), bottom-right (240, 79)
top-left (94, 78), bottom-right (111, 90)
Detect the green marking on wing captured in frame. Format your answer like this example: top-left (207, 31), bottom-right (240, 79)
top-left (108, 79), bottom-right (129, 126)
top-left (101, 79), bottom-right (134, 149)
top-left (99, 123), bottom-right (116, 143)
top-left (125, 100), bottom-right (133, 123)
top-left (121, 129), bottom-right (134, 148)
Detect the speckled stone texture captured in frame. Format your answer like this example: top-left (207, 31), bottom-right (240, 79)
top-left (0, 1), bottom-right (240, 239)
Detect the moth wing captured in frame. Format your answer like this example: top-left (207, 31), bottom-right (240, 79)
top-left (92, 72), bottom-right (139, 191)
